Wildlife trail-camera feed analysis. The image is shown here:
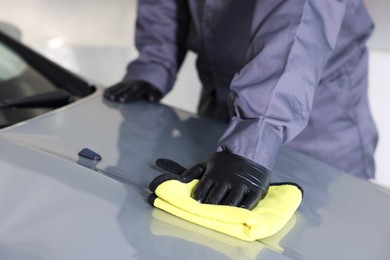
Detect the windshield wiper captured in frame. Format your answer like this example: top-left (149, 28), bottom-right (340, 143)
top-left (0, 89), bottom-right (74, 109)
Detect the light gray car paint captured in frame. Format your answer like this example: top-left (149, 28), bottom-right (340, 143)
top-left (0, 90), bottom-right (389, 260)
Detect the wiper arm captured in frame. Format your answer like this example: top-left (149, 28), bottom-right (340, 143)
top-left (0, 89), bottom-right (74, 108)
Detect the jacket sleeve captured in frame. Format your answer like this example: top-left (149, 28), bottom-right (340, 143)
top-left (123, 0), bottom-right (189, 94)
top-left (217, 0), bottom-right (348, 171)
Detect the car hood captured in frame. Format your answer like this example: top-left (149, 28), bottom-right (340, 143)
top-left (1, 90), bottom-right (390, 260)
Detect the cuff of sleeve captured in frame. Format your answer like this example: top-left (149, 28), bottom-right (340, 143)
top-left (216, 117), bottom-right (282, 171)
top-left (123, 61), bottom-right (175, 95)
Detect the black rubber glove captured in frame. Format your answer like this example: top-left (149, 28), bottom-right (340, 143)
top-left (154, 151), bottom-right (271, 210)
top-left (104, 80), bottom-right (162, 103)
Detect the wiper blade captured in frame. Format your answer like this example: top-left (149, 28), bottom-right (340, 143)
top-left (0, 89), bottom-right (74, 108)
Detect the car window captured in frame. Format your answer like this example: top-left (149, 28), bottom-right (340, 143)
top-left (0, 42), bottom-right (26, 81)
top-left (0, 30), bottom-right (95, 128)
top-left (0, 42), bottom-right (64, 100)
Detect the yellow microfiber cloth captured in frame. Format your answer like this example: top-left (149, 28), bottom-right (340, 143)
top-left (150, 209), bottom-right (298, 259)
top-left (148, 178), bottom-right (303, 242)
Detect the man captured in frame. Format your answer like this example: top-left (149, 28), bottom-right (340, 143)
top-left (104, 0), bottom-right (377, 209)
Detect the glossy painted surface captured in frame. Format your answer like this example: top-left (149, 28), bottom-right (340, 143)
top-left (1, 90), bottom-right (390, 260)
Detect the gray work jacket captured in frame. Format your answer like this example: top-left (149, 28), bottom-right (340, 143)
top-left (123, 0), bottom-right (377, 178)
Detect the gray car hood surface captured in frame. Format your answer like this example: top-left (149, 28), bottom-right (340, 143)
top-left (0, 90), bottom-right (389, 260)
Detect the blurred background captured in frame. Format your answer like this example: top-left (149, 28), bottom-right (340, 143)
top-left (0, 0), bottom-right (388, 188)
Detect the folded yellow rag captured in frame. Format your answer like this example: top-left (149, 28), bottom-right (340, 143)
top-left (149, 179), bottom-right (303, 241)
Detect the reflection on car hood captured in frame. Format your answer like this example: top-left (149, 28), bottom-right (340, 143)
top-left (1, 90), bottom-right (390, 260)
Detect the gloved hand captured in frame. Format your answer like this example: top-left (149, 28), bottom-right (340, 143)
top-left (154, 151), bottom-right (271, 210)
top-left (104, 80), bottom-right (162, 103)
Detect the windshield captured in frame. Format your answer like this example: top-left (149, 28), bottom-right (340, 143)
top-left (0, 30), bottom-right (95, 128)
top-left (0, 42), bottom-right (64, 100)
top-left (0, 42), bottom-right (26, 81)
